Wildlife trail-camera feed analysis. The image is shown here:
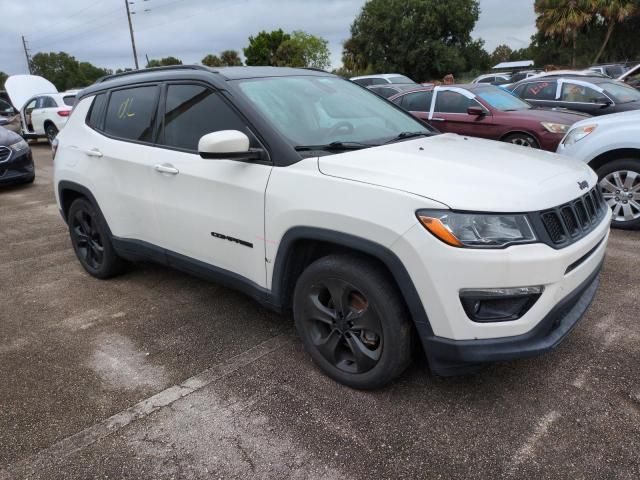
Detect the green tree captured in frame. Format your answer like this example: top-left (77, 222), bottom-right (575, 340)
top-left (78, 62), bottom-right (112, 83)
top-left (220, 50), bottom-right (243, 66)
top-left (342, 0), bottom-right (481, 81)
top-left (202, 54), bottom-right (223, 67)
top-left (0, 71), bottom-right (7, 89)
top-left (146, 56), bottom-right (183, 68)
top-left (490, 44), bottom-right (514, 65)
top-left (462, 39), bottom-right (491, 73)
top-left (535, 0), bottom-right (594, 67)
top-left (273, 31), bottom-right (330, 69)
top-left (591, 0), bottom-right (638, 64)
top-left (244, 29), bottom-right (290, 66)
top-left (31, 52), bottom-right (86, 90)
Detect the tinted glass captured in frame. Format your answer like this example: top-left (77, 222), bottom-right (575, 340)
top-left (87, 93), bottom-right (107, 129)
top-left (42, 96), bottom-right (57, 108)
top-left (236, 76), bottom-right (432, 148)
top-left (400, 91), bottom-right (432, 111)
top-left (370, 78), bottom-right (387, 85)
top-left (370, 87), bottom-right (398, 99)
top-left (353, 78), bottom-right (372, 86)
top-left (63, 95), bottom-right (76, 107)
top-left (478, 77), bottom-right (494, 83)
top-left (560, 83), bottom-right (606, 103)
top-left (26, 99), bottom-right (36, 110)
top-left (162, 84), bottom-right (252, 151)
top-left (104, 86), bottom-right (159, 142)
top-left (522, 81), bottom-right (556, 100)
top-left (435, 91), bottom-right (474, 113)
top-left (0, 98), bottom-right (13, 114)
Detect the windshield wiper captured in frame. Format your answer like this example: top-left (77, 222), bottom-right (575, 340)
top-left (294, 141), bottom-right (376, 152)
top-left (383, 131), bottom-right (431, 145)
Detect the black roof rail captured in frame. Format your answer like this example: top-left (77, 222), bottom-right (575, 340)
top-left (301, 67), bottom-right (330, 73)
top-left (96, 65), bottom-right (214, 83)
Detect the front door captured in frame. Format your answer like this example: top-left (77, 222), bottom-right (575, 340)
top-left (150, 83), bottom-right (272, 287)
top-left (430, 89), bottom-right (496, 139)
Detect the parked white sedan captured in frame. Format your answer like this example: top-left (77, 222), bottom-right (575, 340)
top-left (558, 110), bottom-right (640, 229)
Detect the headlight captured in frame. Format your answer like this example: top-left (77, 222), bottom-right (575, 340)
top-left (562, 124), bottom-right (597, 146)
top-left (9, 139), bottom-right (29, 153)
top-left (540, 122), bottom-right (571, 134)
top-left (416, 210), bottom-right (536, 248)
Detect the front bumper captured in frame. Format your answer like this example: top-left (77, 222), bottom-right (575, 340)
top-left (0, 149), bottom-right (35, 185)
top-left (424, 259), bottom-right (602, 375)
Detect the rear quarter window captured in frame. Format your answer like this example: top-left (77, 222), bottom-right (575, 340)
top-left (86, 93), bottom-right (107, 130)
top-left (103, 86), bottom-right (159, 142)
top-left (63, 95), bottom-right (77, 107)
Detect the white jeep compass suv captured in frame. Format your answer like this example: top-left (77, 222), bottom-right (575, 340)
top-left (53, 66), bottom-right (611, 389)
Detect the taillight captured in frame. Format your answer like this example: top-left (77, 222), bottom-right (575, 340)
top-left (57, 110), bottom-right (71, 117)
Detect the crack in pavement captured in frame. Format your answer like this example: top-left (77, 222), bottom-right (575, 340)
top-left (0, 332), bottom-right (292, 479)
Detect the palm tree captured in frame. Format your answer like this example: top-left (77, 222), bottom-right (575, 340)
top-left (592, 0), bottom-right (638, 64)
top-left (535, 0), bottom-right (594, 67)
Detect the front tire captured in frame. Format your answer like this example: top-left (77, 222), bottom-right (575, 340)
top-left (67, 198), bottom-right (127, 278)
top-left (293, 255), bottom-right (413, 389)
top-left (596, 158), bottom-right (640, 230)
top-left (503, 133), bottom-right (539, 149)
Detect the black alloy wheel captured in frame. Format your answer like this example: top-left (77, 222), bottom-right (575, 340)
top-left (294, 255), bottom-right (413, 389)
top-left (301, 277), bottom-right (383, 374)
top-left (45, 123), bottom-right (58, 143)
top-left (67, 198), bottom-right (127, 278)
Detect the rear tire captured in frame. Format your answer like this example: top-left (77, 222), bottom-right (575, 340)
top-left (503, 133), bottom-right (539, 149)
top-left (67, 198), bottom-right (127, 278)
top-left (293, 254), bottom-right (413, 389)
top-left (596, 158), bottom-right (640, 230)
top-left (45, 123), bottom-right (58, 144)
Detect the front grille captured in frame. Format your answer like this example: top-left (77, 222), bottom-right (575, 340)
top-left (539, 187), bottom-right (606, 248)
top-left (0, 146), bottom-right (11, 163)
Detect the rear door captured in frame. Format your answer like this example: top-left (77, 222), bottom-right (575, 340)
top-left (394, 90), bottom-right (433, 122)
top-left (518, 80), bottom-right (557, 108)
top-left (85, 85), bottom-right (163, 245)
top-left (557, 80), bottom-right (613, 115)
top-left (150, 82), bottom-right (272, 287)
top-left (32, 95), bottom-right (57, 134)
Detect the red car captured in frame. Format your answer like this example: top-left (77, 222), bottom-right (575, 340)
top-left (389, 84), bottom-right (590, 151)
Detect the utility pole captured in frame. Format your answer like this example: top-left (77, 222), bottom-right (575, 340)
top-left (124, 0), bottom-right (139, 70)
top-left (21, 35), bottom-right (32, 74)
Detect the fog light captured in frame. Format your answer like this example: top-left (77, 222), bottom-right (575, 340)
top-left (460, 286), bottom-right (543, 323)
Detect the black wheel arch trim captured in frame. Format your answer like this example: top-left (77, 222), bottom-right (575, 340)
top-left (270, 227), bottom-right (435, 337)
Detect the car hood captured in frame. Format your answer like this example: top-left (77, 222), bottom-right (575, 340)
top-left (318, 133), bottom-right (597, 212)
top-left (571, 109), bottom-right (640, 130)
top-left (0, 125), bottom-right (23, 146)
top-left (5, 75), bottom-right (57, 110)
top-left (509, 108), bottom-right (591, 124)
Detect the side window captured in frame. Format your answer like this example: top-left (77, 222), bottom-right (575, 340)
top-left (399, 91), bottom-right (432, 111)
top-left (41, 96), bottom-right (58, 108)
top-left (104, 86), bottom-right (159, 142)
top-left (478, 77), bottom-right (494, 84)
top-left (354, 78), bottom-right (372, 86)
top-left (86, 93), bottom-right (107, 130)
top-left (63, 95), bottom-right (77, 107)
top-left (435, 91), bottom-right (473, 113)
top-left (25, 99), bottom-right (37, 111)
top-left (160, 84), bottom-right (254, 151)
top-left (560, 83), bottom-right (605, 103)
top-left (35, 97), bottom-right (45, 109)
top-left (371, 87), bottom-right (398, 99)
top-left (523, 81), bottom-right (556, 100)
top-left (370, 78), bottom-right (387, 85)
top-left (512, 84), bottom-right (527, 97)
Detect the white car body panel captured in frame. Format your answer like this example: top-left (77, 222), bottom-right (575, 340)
top-left (557, 110), bottom-right (640, 161)
top-left (55, 86), bottom-right (609, 346)
top-left (318, 134), bottom-right (597, 212)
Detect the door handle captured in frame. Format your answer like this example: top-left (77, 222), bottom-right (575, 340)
top-left (84, 148), bottom-right (103, 157)
top-left (154, 163), bottom-right (179, 175)
top-left (430, 117), bottom-right (445, 122)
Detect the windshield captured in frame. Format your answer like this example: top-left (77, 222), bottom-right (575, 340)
top-left (235, 76), bottom-right (432, 149)
top-left (476, 87), bottom-right (531, 111)
top-left (389, 75), bottom-right (415, 84)
top-left (601, 81), bottom-right (640, 103)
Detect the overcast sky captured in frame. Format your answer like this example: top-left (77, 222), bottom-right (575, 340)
top-left (0, 0), bottom-right (536, 75)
